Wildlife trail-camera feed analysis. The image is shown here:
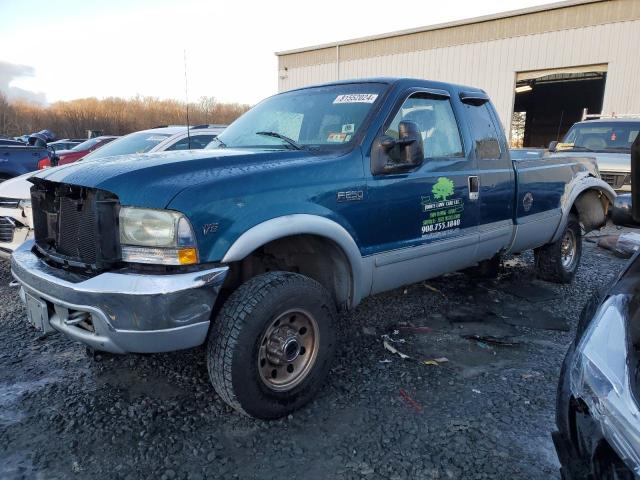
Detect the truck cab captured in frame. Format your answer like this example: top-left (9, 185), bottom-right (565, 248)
top-left (11, 78), bottom-right (614, 419)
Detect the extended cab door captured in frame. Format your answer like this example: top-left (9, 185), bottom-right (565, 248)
top-left (460, 93), bottom-right (515, 260)
top-left (364, 88), bottom-right (479, 294)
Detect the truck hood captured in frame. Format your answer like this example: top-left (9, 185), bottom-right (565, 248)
top-left (32, 149), bottom-right (316, 208)
top-left (550, 151), bottom-right (630, 173)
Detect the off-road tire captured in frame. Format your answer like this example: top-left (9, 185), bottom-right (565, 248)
top-left (207, 271), bottom-right (337, 419)
top-left (534, 213), bottom-right (582, 283)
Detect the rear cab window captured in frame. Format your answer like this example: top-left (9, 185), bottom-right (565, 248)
top-left (463, 102), bottom-right (501, 159)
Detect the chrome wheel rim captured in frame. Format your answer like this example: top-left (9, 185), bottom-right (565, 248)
top-left (560, 229), bottom-right (577, 269)
top-left (258, 309), bottom-right (319, 392)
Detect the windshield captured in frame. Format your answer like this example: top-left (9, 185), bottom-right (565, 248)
top-left (214, 83), bottom-right (386, 150)
top-left (71, 137), bottom-right (104, 151)
top-left (81, 131), bottom-right (171, 161)
top-left (558, 121), bottom-right (640, 153)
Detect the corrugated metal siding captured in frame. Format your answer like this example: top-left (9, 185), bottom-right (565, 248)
top-left (278, 0), bottom-right (640, 68)
top-left (278, 16), bottom-right (640, 132)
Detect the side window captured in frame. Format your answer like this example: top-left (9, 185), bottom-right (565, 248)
top-left (165, 134), bottom-right (216, 151)
top-left (385, 93), bottom-right (463, 159)
top-left (464, 103), bottom-right (501, 159)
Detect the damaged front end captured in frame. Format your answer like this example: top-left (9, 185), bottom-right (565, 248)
top-left (555, 256), bottom-right (640, 478)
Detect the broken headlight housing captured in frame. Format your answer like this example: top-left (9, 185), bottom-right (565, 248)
top-left (119, 207), bottom-right (198, 265)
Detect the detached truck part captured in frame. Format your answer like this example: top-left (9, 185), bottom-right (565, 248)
top-left (12, 78), bottom-right (614, 419)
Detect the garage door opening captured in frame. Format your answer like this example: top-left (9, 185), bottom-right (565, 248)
top-left (510, 65), bottom-right (607, 148)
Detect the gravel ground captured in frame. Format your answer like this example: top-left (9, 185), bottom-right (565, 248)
top-left (0, 226), bottom-right (633, 480)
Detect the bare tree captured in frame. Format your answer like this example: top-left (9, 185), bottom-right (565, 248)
top-left (0, 94), bottom-right (250, 138)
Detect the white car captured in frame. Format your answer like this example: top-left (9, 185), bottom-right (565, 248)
top-left (0, 125), bottom-right (225, 258)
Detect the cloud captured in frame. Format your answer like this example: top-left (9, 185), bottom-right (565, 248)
top-left (0, 61), bottom-right (46, 103)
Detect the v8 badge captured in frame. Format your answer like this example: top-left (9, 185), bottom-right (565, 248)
top-left (203, 223), bottom-right (219, 235)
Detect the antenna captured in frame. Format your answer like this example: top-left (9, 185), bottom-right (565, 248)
top-left (184, 49), bottom-right (191, 149)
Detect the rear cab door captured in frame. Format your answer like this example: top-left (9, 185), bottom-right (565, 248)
top-left (363, 84), bottom-right (480, 294)
top-left (460, 92), bottom-right (516, 260)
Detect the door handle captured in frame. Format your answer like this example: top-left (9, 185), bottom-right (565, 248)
top-left (468, 176), bottom-right (479, 201)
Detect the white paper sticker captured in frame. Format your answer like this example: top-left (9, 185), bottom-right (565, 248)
top-left (333, 94), bottom-right (378, 104)
top-left (342, 123), bottom-right (355, 134)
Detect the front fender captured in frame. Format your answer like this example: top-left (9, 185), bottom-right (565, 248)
top-left (551, 177), bottom-right (616, 243)
top-left (221, 214), bottom-right (367, 306)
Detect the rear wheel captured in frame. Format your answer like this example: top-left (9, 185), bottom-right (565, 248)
top-left (534, 213), bottom-right (581, 283)
top-left (207, 271), bottom-right (337, 419)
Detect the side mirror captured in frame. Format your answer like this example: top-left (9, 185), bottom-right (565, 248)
top-left (632, 133), bottom-right (640, 223)
top-left (371, 121), bottom-right (424, 175)
top-left (548, 141), bottom-right (558, 152)
top-left (47, 146), bottom-right (59, 167)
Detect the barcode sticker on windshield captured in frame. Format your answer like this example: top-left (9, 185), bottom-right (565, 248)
top-left (333, 94), bottom-right (378, 104)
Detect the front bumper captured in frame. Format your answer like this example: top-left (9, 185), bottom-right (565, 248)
top-left (11, 240), bottom-right (228, 354)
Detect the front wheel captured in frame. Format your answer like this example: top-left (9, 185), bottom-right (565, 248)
top-left (534, 213), bottom-right (582, 283)
top-left (207, 271), bottom-right (337, 419)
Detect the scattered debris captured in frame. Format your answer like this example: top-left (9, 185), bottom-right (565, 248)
top-left (383, 337), bottom-right (411, 360)
top-left (595, 233), bottom-right (640, 258)
top-left (398, 388), bottom-right (423, 412)
top-left (422, 357), bottom-right (449, 366)
top-left (379, 359), bottom-right (392, 364)
top-left (423, 283), bottom-right (446, 298)
top-left (615, 232), bottom-right (640, 258)
top-left (472, 389), bottom-right (481, 394)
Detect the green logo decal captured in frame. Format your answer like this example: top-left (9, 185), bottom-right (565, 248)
top-left (431, 177), bottom-right (455, 201)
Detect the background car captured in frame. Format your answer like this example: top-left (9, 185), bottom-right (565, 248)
top-left (550, 118), bottom-right (640, 192)
top-left (48, 139), bottom-right (84, 151)
top-left (554, 250), bottom-right (640, 479)
top-left (0, 124), bottom-right (226, 256)
top-left (55, 136), bottom-right (118, 165)
top-left (81, 124), bottom-right (227, 160)
top-left (0, 139), bottom-right (25, 146)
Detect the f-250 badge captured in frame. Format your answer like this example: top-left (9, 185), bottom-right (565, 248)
top-left (336, 191), bottom-right (363, 202)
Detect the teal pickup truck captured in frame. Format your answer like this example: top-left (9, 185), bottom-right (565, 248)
top-left (11, 78), bottom-right (614, 418)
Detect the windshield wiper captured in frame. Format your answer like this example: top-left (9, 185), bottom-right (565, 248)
top-left (255, 131), bottom-right (304, 150)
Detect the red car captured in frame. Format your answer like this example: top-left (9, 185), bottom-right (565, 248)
top-left (53, 136), bottom-right (118, 166)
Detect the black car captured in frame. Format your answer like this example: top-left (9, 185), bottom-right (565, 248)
top-left (553, 252), bottom-right (640, 479)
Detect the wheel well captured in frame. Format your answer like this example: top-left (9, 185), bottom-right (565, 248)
top-left (572, 188), bottom-right (610, 233)
top-left (221, 234), bottom-right (353, 311)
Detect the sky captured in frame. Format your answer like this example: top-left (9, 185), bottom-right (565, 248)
top-left (0, 0), bottom-right (559, 106)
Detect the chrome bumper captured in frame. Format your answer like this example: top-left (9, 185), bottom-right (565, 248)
top-left (11, 240), bottom-right (228, 354)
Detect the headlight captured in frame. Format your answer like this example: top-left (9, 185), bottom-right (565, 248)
top-left (571, 295), bottom-right (629, 398)
top-left (18, 199), bottom-right (31, 209)
top-left (119, 207), bottom-right (198, 265)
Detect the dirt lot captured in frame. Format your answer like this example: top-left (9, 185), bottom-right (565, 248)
top-left (0, 228), bottom-right (633, 480)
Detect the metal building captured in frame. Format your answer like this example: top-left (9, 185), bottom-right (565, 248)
top-left (275, 0), bottom-right (640, 147)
